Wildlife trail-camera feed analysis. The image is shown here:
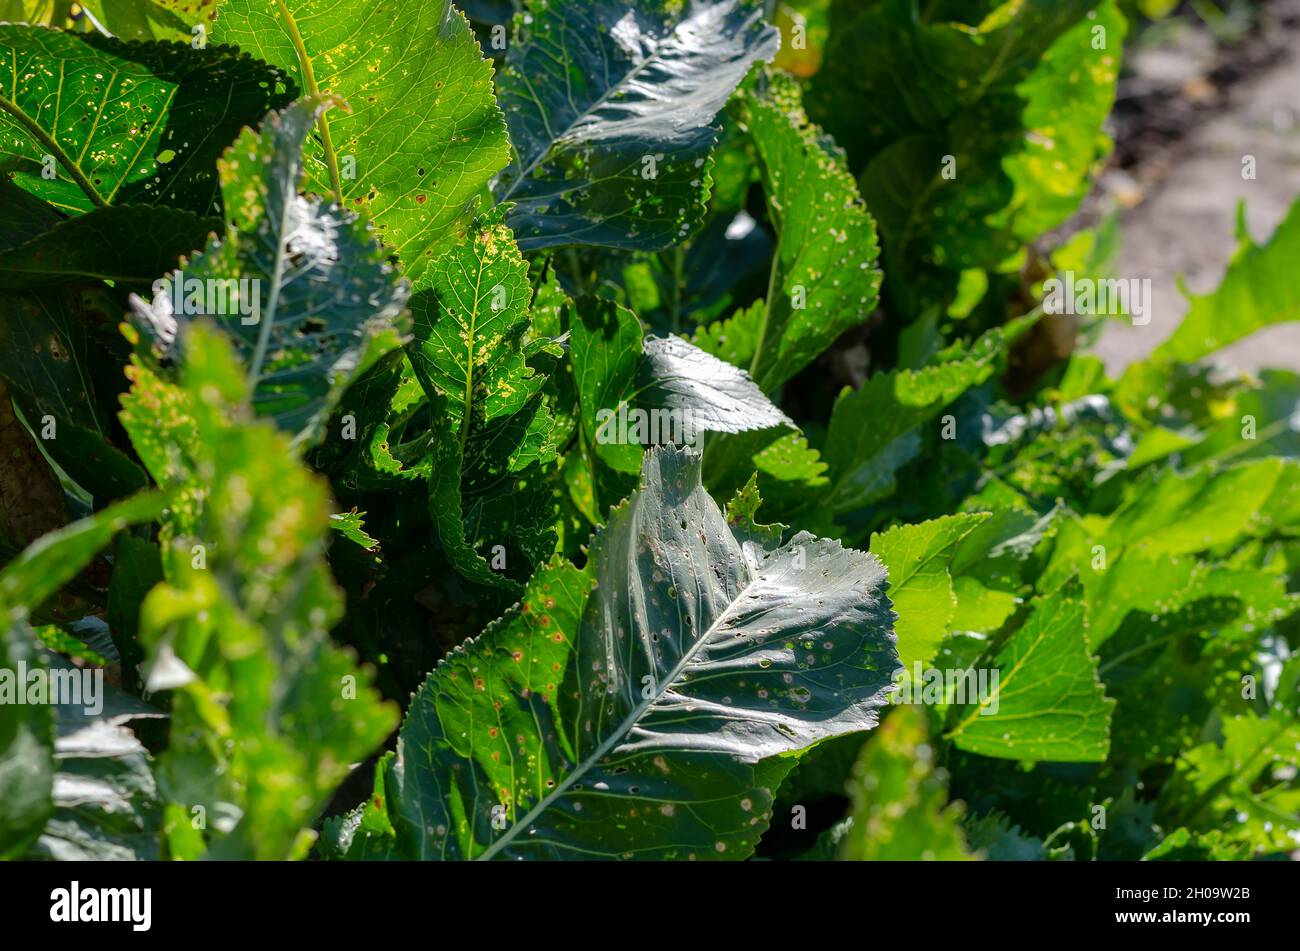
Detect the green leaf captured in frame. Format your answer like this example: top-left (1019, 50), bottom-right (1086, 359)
top-left (694, 298), bottom-right (764, 370)
top-left (495, 0), bottom-right (779, 251)
top-left (871, 513), bottom-right (988, 669)
top-left (426, 391), bottom-right (526, 595)
top-left (823, 329), bottom-right (1005, 514)
top-left (638, 334), bottom-right (792, 437)
top-left (0, 491), bottom-right (166, 611)
top-left (409, 206), bottom-right (557, 590)
top-left (571, 295), bottom-right (645, 476)
top-left (809, 0), bottom-right (1120, 309)
top-left (0, 282), bottom-right (120, 434)
top-left (838, 706), bottom-right (974, 861)
top-left (212, 0), bottom-right (510, 280)
top-left (0, 24), bottom-right (294, 215)
top-left (572, 302), bottom-right (791, 485)
top-left (0, 204), bottom-right (218, 288)
top-left (329, 510), bottom-right (379, 551)
top-left (725, 474), bottom-right (785, 549)
top-left (739, 71), bottom-right (882, 390)
top-left (107, 535), bottom-right (163, 694)
top-left (131, 98), bottom-right (410, 443)
top-left (0, 621), bottom-right (52, 859)
top-left (964, 812), bottom-right (1049, 861)
top-left (7, 387), bottom-right (148, 502)
top-left (702, 426), bottom-right (830, 527)
top-left (409, 206), bottom-right (540, 431)
top-left (122, 324), bottom-right (397, 860)
top-left (29, 674), bottom-right (165, 861)
top-left (344, 447), bottom-right (898, 859)
top-left (1145, 197), bottom-right (1300, 366)
top-left (1167, 654), bottom-right (1300, 857)
top-left (1103, 460), bottom-right (1283, 558)
top-left (0, 492), bottom-right (162, 859)
top-left (945, 589), bottom-right (1114, 763)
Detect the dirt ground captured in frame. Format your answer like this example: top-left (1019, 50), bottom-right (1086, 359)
top-left (1091, 0), bottom-right (1300, 374)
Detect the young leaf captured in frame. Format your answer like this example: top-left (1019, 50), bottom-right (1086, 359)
top-left (822, 329), bottom-right (1005, 514)
top-left (0, 25), bottom-right (293, 215)
top-left (871, 513), bottom-right (988, 669)
top-left (131, 98), bottom-right (410, 443)
top-left (494, 0), bottom-right (779, 250)
top-left (1144, 197), bottom-right (1300, 366)
top-left (338, 447), bottom-right (898, 859)
top-left (945, 589), bottom-right (1114, 763)
top-left (213, 0), bottom-right (510, 279)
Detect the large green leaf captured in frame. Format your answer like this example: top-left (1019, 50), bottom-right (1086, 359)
top-left (731, 71), bottom-right (881, 391)
top-left (120, 324), bottom-right (397, 860)
top-left (571, 298), bottom-right (791, 478)
top-left (0, 491), bottom-right (164, 858)
top-left (29, 672), bottom-right (165, 861)
top-left (1102, 460), bottom-right (1283, 559)
top-left (0, 491), bottom-right (166, 610)
top-left (0, 24), bottom-right (294, 215)
top-left (130, 98), bottom-right (410, 443)
top-left (329, 448), bottom-right (898, 859)
top-left (494, 0), bottom-right (779, 251)
top-left (945, 589), bottom-right (1114, 763)
top-left (213, 0), bottom-right (509, 280)
top-left (638, 335), bottom-right (792, 438)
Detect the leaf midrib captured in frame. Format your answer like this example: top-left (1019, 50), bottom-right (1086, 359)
top-left (275, 0), bottom-right (345, 204)
top-left (476, 548), bottom-right (759, 859)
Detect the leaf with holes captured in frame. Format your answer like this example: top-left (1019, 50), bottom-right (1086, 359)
top-left (731, 70), bottom-right (881, 391)
top-left (212, 0), bottom-right (509, 281)
top-left (0, 25), bottom-right (294, 216)
top-left (328, 448), bottom-right (897, 859)
top-left (408, 206), bottom-right (557, 590)
top-left (129, 98), bottom-right (409, 444)
top-left (494, 0), bottom-right (779, 251)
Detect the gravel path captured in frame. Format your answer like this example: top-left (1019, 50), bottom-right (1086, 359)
top-left (1091, 3), bottom-right (1300, 374)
